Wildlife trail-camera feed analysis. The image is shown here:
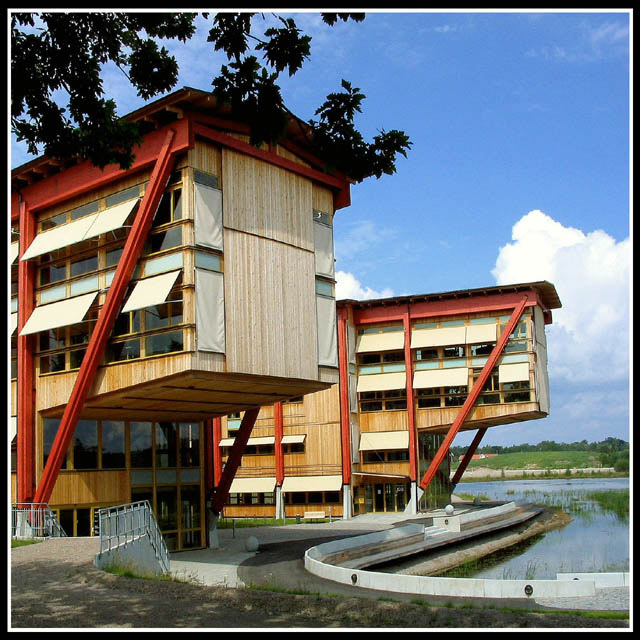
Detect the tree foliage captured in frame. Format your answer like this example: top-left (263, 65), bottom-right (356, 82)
top-left (11, 11), bottom-right (411, 181)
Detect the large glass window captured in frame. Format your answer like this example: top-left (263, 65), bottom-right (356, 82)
top-left (130, 422), bottom-right (153, 467)
top-left (180, 423), bottom-right (200, 467)
top-left (101, 421), bottom-right (126, 468)
top-left (73, 420), bottom-right (98, 469)
top-left (156, 422), bottom-right (177, 468)
top-left (43, 418), bottom-right (67, 469)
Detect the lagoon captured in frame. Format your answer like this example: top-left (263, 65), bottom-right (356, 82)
top-left (447, 476), bottom-right (629, 579)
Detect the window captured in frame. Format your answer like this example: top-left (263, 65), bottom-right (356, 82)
top-left (363, 450), bottom-right (410, 463)
top-left (470, 342), bottom-right (495, 356)
top-left (154, 188), bottom-right (183, 226)
top-left (148, 226), bottom-right (182, 254)
top-left (145, 330), bottom-right (183, 356)
top-left (357, 350), bottom-right (405, 374)
top-left (360, 389), bottom-right (407, 412)
top-left (101, 421), bottom-right (126, 468)
top-left (70, 253), bottom-right (98, 278)
top-left (130, 422), bottom-right (153, 467)
top-left (73, 420), bottom-right (98, 469)
top-left (444, 385), bottom-right (468, 407)
top-left (416, 388), bottom-right (441, 408)
top-left (503, 381), bottom-right (531, 403)
top-left (472, 369), bottom-right (500, 405)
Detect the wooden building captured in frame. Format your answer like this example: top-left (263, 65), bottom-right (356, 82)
top-left (10, 88), bottom-right (561, 550)
top-left (10, 87), bottom-right (350, 550)
top-left (217, 281), bottom-right (561, 520)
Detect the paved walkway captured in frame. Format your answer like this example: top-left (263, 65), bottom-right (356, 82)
top-left (169, 512), bottom-right (630, 612)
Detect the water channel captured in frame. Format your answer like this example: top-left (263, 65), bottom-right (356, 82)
top-left (438, 476), bottom-right (630, 580)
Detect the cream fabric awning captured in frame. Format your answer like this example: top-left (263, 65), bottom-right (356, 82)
top-left (413, 367), bottom-right (469, 389)
top-left (411, 326), bottom-right (466, 349)
top-left (498, 362), bottom-right (530, 383)
top-left (11, 416), bottom-right (17, 442)
top-left (356, 331), bottom-right (404, 353)
top-left (281, 475), bottom-right (343, 493)
top-left (356, 371), bottom-right (406, 393)
top-left (229, 477), bottom-right (277, 494)
top-left (219, 436), bottom-right (276, 447)
top-left (11, 242), bottom-right (19, 263)
top-left (11, 312), bottom-right (18, 335)
top-left (465, 323), bottom-right (497, 344)
top-left (359, 430), bottom-right (409, 451)
top-left (281, 434), bottom-right (306, 444)
top-left (19, 292), bottom-right (98, 336)
top-left (121, 269), bottom-right (181, 313)
top-left (21, 199), bottom-right (139, 261)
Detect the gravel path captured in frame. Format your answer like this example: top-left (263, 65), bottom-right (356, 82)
top-left (10, 537), bottom-right (629, 629)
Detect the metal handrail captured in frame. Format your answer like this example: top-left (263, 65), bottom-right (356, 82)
top-left (11, 503), bottom-right (67, 538)
top-left (97, 501), bottom-right (169, 574)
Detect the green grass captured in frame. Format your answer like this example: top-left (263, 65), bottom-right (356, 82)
top-left (11, 538), bottom-right (43, 548)
top-left (452, 450), bottom-right (605, 472)
top-left (216, 516), bottom-right (329, 529)
top-left (585, 489), bottom-right (629, 521)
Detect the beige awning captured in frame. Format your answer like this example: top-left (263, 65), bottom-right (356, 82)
top-left (411, 326), bottom-right (466, 349)
top-left (465, 323), bottom-right (497, 344)
top-left (19, 292), bottom-right (98, 336)
top-left (413, 367), bottom-right (469, 389)
top-left (356, 330), bottom-right (404, 353)
top-left (11, 312), bottom-right (18, 335)
top-left (281, 475), bottom-right (343, 493)
top-left (498, 362), bottom-right (530, 383)
top-left (281, 434), bottom-right (306, 444)
top-left (121, 269), bottom-right (181, 313)
top-left (84, 198), bottom-right (138, 237)
top-left (356, 371), bottom-right (406, 393)
top-left (21, 199), bottom-right (138, 261)
top-left (229, 477), bottom-right (277, 493)
top-left (359, 430), bottom-right (409, 451)
top-left (11, 416), bottom-right (17, 442)
top-left (219, 436), bottom-right (276, 447)
top-left (11, 242), bottom-right (19, 263)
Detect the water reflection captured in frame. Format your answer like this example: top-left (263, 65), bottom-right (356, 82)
top-left (445, 477), bottom-right (629, 580)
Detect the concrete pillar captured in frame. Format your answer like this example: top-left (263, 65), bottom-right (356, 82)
top-left (404, 482), bottom-right (421, 515)
top-left (275, 486), bottom-right (285, 521)
top-left (342, 484), bottom-right (353, 520)
top-left (207, 509), bottom-right (220, 549)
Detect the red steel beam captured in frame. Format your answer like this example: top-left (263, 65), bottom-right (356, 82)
top-left (450, 428), bottom-right (488, 486)
top-left (213, 417), bottom-right (223, 487)
top-left (337, 306), bottom-right (352, 486)
top-left (211, 408), bottom-right (260, 514)
top-left (274, 402), bottom-right (284, 486)
top-left (353, 291), bottom-right (540, 326)
top-left (402, 309), bottom-right (418, 482)
top-left (33, 128), bottom-right (181, 505)
top-left (419, 296), bottom-right (529, 492)
top-left (16, 199), bottom-right (37, 502)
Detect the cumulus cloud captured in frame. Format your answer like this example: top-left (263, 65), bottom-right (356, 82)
top-left (336, 270), bottom-right (394, 301)
top-left (492, 210), bottom-right (630, 384)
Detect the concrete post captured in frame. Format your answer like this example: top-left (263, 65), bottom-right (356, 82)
top-left (342, 484), bottom-right (353, 520)
top-left (207, 509), bottom-right (220, 549)
top-left (275, 486), bottom-right (285, 521)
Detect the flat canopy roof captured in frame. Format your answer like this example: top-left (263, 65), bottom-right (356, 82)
top-left (339, 280), bottom-right (562, 313)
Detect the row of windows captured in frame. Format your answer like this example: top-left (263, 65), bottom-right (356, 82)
top-left (42, 419), bottom-right (201, 471)
top-left (221, 443), bottom-right (305, 456)
top-left (357, 316), bottom-right (528, 336)
top-left (362, 450), bottom-right (410, 464)
top-left (357, 337), bottom-right (529, 375)
top-left (227, 490), bottom-right (341, 506)
top-left (359, 379), bottom-right (532, 412)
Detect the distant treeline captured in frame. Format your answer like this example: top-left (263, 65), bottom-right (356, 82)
top-left (450, 436), bottom-right (629, 472)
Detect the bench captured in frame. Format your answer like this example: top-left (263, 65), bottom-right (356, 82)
top-left (303, 511), bottom-right (326, 522)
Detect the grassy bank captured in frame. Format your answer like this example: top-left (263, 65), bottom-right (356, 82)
top-left (456, 468), bottom-right (627, 483)
top-left (452, 450), bottom-right (607, 472)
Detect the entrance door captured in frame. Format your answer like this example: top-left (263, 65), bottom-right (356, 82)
top-left (374, 484), bottom-right (385, 511)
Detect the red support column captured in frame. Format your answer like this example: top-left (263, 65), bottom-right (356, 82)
top-left (33, 128), bottom-right (180, 505)
top-left (337, 306), bottom-right (352, 486)
top-left (211, 408), bottom-right (260, 514)
top-left (451, 428), bottom-right (488, 486)
top-left (403, 308), bottom-right (418, 482)
top-left (204, 419), bottom-right (214, 496)
top-left (274, 402), bottom-right (284, 486)
top-left (17, 199), bottom-right (37, 502)
top-left (213, 417), bottom-right (222, 487)
top-left (419, 296), bottom-right (529, 492)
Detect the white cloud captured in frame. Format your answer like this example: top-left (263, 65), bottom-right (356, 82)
top-left (492, 210), bottom-right (630, 384)
top-left (336, 270), bottom-right (394, 301)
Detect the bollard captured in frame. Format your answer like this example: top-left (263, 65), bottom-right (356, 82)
top-left (296, 514), bottom-right (301, 524)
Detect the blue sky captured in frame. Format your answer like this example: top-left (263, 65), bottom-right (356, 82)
top-left (10, 10), bottom-right (631, 447)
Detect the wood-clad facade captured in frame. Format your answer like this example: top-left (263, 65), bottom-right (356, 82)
top-left (214, 282), bottom-right (561, 520)
top-left (10, 88), bottom-right (348, 550)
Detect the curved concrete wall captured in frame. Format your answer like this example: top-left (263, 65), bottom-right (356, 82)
top-left (304, 525), bottom-right (602, 600)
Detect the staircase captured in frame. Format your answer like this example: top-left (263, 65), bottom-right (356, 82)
top-left (94, 501), bottom-right (169, 576)
top-left (11, 503), bottom-right (67, 538)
